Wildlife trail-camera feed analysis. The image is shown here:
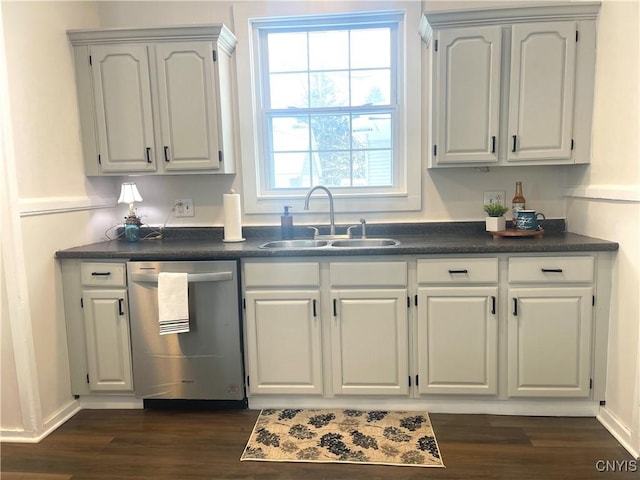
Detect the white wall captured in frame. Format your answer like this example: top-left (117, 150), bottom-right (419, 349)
top-left (1, 0), bottom-right (119, 440)
top-left (565, 0), bottom-right (640, 457)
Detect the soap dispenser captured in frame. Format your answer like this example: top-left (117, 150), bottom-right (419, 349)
top-left (281, 206), bottom-right (293, 240)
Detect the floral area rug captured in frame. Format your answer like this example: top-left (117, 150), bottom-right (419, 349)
top-left (240, 409), bottom-right (444, 468)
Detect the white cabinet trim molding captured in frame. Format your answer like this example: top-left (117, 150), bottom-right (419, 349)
top-left (420, 2), bottom-right (601, 31)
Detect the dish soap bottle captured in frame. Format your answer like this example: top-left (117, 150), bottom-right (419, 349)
top-left (281, 206), bottom-right (293, 240)
top-left (511, 181), bottom-right (526, 226)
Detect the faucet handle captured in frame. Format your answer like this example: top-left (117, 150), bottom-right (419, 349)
top-left (306, 226), bottom-right (319, 239)
top-left (359, 218), bottom-right (367, 239)
top-left (347, 219), bottom-right (367, 239)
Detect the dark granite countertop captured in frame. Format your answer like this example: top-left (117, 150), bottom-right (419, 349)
top-left (55, 221), bottom-right (618, 261)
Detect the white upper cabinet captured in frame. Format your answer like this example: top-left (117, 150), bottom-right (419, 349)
top-left (508, 22), bottom-right (576, 163)
top-left (433, 26), bottom-right (502, 165)
top-left (68, 25), bottom-right (237, 176)
top-left (90, 45), bottom-right (156, 173)
top-left (155, 42), bottom-right (224, 171)
top-left (420, 2), bottom-right (600, 168)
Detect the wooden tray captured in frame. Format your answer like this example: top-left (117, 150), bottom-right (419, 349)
top-left (490, 228), bottom-right (544, 239)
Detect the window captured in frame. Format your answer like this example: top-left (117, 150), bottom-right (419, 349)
top-left (259, 16), bottom-right (398, 190)
top-left (234, 3), bottom-right (422, 213)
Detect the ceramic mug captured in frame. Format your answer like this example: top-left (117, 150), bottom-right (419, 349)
top-left (515, 210), bottom-right (545, 231)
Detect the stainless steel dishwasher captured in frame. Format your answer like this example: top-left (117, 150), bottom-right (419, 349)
top-left (127, 260), bottom-right (245, 407)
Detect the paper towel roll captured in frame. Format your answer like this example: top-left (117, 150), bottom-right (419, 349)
top-left (223, 191), bottom-right (244, 242)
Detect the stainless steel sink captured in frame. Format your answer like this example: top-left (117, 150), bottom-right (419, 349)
top-left (258, 239), bottom-right (329, 249)
top-left (330, 238), bottom-right (400, 248)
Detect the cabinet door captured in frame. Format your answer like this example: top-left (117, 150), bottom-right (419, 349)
top-left (90, 44), bottom-right (156, 173)
top-left (331, 289), bottom-right (409, 396)
top-left (244, 290), bottom-right (322, 395)
top-left (508, 287), bottom-right (592, 397)
top-left (508, 22), bottom-right (577, 163)
top-left (155, 42), bottom-right (222, 171)
top-left (82, 289), bottom-right (133, 391)
top-left (416, 287), bottom-right (498, 395)
top-left (433, 26), bottom-right (502, 164)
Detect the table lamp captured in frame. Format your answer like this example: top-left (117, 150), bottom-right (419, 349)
top-left (118, 182), bottom-right (143, 242)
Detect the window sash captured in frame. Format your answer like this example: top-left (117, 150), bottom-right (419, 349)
top-left (255, 12), bottom-right (402, 195)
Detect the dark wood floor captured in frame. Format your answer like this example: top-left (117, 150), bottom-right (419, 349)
top-left (1, 409), bottom-right (636, 480)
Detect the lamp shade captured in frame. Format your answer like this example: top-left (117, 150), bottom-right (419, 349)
top-left (118, 183), bottom-right (143, 204)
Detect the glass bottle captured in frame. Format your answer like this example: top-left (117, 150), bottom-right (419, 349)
top-left (511, 181), bottom-right (526, 226)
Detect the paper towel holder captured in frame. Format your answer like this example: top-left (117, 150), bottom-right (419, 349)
top-left (223, 189), bottom-right (246, 243)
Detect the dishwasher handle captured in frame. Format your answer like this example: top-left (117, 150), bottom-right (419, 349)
top-left (130, 271), bottom-right (233, 284)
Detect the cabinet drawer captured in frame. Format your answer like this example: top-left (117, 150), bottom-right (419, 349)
top-left (330, 262), bottom-right (406, 287)
top-left (417, 258), bottom-right (498, 284)
top-left (244, 262), bottom-right (319, 287)
top-left (80, 262), bottom-right (126, 287)
top-left (508, 256), bottom-right (594, 283)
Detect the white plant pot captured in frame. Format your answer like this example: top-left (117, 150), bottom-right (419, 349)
top-left (485, 216), bottom-right (506, 232)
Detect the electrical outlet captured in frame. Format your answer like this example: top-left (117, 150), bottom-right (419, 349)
top-left (483, 191), bottom-right (506, 207)
top-left (175, 199), bottom-right (194, 217)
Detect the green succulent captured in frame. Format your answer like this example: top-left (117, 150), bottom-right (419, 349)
top-left (483, 203), bottom-right (509, 217)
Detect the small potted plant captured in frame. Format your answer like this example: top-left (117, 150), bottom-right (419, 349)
top-left (483, 203), bottom-right (508, 232)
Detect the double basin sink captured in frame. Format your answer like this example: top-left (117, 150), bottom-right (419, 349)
top-left (259, 238), bottom-right (400, 249)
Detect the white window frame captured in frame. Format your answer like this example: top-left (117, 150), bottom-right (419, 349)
top-left (233, 2), bottom-right (422, 214)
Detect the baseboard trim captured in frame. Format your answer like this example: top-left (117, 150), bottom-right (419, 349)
top-left (248, 396), bottom-right (599, 417)
top-left (79, 395), bottom-right (143, 409)
top-left (597, 406), bottom-right (639, 459)
top-left (0, 399), bottom-right (80, 443)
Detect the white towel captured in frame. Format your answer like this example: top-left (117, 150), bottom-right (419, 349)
top-left (158, 272), bottom-right (190, 335)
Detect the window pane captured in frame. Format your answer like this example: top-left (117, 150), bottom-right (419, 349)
top-left (309, 71), bottom-right (349, 108)
top-left (271, 116), bottom-right (309, 151)
top-left (269, 73), bottom-right (308, 108)
top-left (316, 151), bottom-right (351, 187)
top-left (363, 150), bottom-right (392, 186)
top-left (351, 70), bottom-right (391, 106)
top-left (272, 152), bottom-right (312, 188)
top-left (309, 30), bottom-right (349, 70)
top-left (310, 114), bottom-right (350, 150)
top-left (351, 28), bottom-right (390, 69)
top-left (268, 32), bottom-right (308, 71)
top-left (353, 113), bottom-right (392, 149)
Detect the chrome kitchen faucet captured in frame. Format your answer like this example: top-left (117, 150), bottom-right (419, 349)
top-left (303, 185), bottom-right (337, 237)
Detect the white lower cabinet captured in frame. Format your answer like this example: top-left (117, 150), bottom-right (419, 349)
top-left (242, 259), bottom-right (409, 398)
top-left (507, 287), bottom-right (593, 397)
top-left (242, 253), bottom-right (607, 409)
top-left (61, 260), bottom-right (134, 395)
top-left (82, 289), bottom-right (133, 391)
top-left (243, 261), bottom-right (323, 395)
top-left (330, 289), bottom-right (409, 395)
top-left (244, 289), bottom-right (323, 395)
top-left (507, 256), bottom-right (595, 398)
top-left (416, 287), bottom-right (498, 395)
top-left (329, 261), bottom-right (409, 396)
top-left (415, 257), bottom-right (499, 396)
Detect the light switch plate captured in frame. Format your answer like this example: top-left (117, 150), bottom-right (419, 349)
top-left (175, 199), bottom-right (194, 217)
top-left (483, 191), bottom-right (506, 207)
